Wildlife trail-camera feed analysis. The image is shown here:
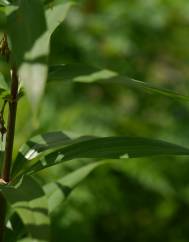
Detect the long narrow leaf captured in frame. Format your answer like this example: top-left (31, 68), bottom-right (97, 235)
top-left (3, 176), bottom-right (50, 241)
top-left (12, 131), bottom-right (72, 178)
top-left (48, 64), bottom-right (189, 101)
top-left (7, 1), bottom-right (73, 110)
top-left (13, 133), bottom-right (189, 181)
top-left (44, 162), bottom-right (105, 213)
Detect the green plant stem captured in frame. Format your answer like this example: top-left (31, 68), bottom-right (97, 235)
top-left (2, 66), bottom-right (19, 182)
top-left (0, 193), bottom-right (6, 242)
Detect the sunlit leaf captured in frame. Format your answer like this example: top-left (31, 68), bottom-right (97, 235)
top-left (7, 0), bottom-right (73, 111)
top-left (11, 131), bottom-right (72, 179)
top-left (7, 0), bottom-right (47, 110)
top-left (7, 0), bottom-right (46, 67)
top-left (44, 161), bottom-right (106, 213)
top-left (13, 132), bottom-right (189, 181)
top-left (45, 1), bottom-right (74, 35)
top-left (0, 0), bottom-right (10, 7)
top-left (48, 64), bottom-right (189, 101)
top-left (3, 176), bottom-right (50, 241)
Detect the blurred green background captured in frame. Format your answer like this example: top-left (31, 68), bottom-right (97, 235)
top-left (3, 0), bottom-right (189, 241)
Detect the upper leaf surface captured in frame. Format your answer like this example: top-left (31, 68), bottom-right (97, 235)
top-left (7, 0), bottom-right (47, 111)
top-left (7, 0), bottom-right (73, 110)
top-left (44, 161), bottom-right (105, 213)
top-left (12, 132), bottom-right (189, 181)
top-left (48, 64), bottom-right (189, 101)
top-left (7, 0), bottom-right (47, 66)
top-left (3, 176), bottom-right (50, 241)
top-left (12, 131), bottom-right (72, 178)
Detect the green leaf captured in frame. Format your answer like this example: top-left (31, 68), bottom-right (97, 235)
top-left (3, 176), bottom-right (50, 241)
top-left (7, 1), bottom-right (72, 111)
top-left (44, 161), bottom-right (105, 213)
top-left (0, 73), bottom-right (9, 98)
top-left (113, 159), bottom-right (176, 196)
top-left (18, 238), bottom-right (43, 242)
top-left (4, 228), bottom-right (16, 242)
top-left (7, 0), bottom-right (47, 67)
top-left (45, 1), bottom-right (74, 35)
top-left (9, 213), bottom-right (27, 241)
top-left (13, 133), bottom-right (189, 181)
top-left (0, 7), bottom-right (6, 30)
top-left (0, 0), bottom-right (9, 7)
top-left (11, 131), bottom-right (72, 179)
top-left (7, 0), bottom-right (47, 110)
top-left (48, 64), bottom-right (189, 101)
top-left (26, 0), bottom-right (73, 110)
top-left (48, 64), bottom-right (100, 82)
top-left (0, 72), bottom-right (9, 90)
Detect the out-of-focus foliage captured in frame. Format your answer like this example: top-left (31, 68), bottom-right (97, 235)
top-left (3, 0), bottom-right (189, 241)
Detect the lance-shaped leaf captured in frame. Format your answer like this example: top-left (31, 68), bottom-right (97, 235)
top-left (48, 64), bottom-right (189, 101)
top-left (45, 1), bottom-right (74, 35)
top-left (11, 131), bottom-right (72, 179)
top-left (7, 0), bottom-right (47, 67)
top-left (3, 176), bottom-right (50, 241)
top-left (7, 0), bottom-right (73, 110)
top-left (13, 133), bottom-right (189, 181)
top-left (44, 161), bottom-right (106, 213)
top-left (7, 0), bottom-right (47, 111)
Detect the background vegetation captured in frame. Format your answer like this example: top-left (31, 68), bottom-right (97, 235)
top-left (2, 0), bottom-right (189, 241)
